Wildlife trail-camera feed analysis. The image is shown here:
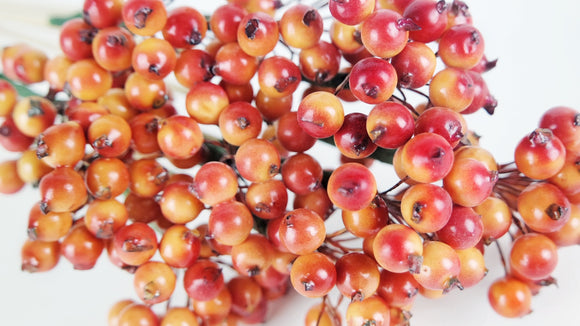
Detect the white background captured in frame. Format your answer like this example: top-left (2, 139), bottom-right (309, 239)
top-left (0, 0), bottom-right (579, 325)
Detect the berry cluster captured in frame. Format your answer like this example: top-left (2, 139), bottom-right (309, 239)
top-left (0, 0), bottom-right (579, 325)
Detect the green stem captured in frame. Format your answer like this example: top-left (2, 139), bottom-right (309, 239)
top-left (0, 73), bottom-right (42, 97)
top-left (48, 12), bottom-right (83, 26)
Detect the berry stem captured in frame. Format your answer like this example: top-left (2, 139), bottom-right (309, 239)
top-left (403, 87), bottom-right (432, 103)
top-left (390, 94), bottom-right (421, 117)
top-left (326, 228), bottom-right (348, 239)
top-left (380, 177), bottom-right (410, 195)
top-left (316, 295), bottom-right (328, 326)
top-left (494, 240), bottom-right (508, 276)
top-left (333, 72), bottom-right (351, 96)
top-left (325, 237), bottom-right (363, 254)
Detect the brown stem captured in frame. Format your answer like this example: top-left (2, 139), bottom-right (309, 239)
top-left (494, 240), bottom-right (508, 276)
top-left (325, 238), bottom-right (362, 254)
top-left (316, 295), bottom-right (328, 326)
top-left (333, 71), bottom-right (351, 95)
top-left (390, 94), bottom-right (421, 117)
top-left (326, 228), bottom-right (348, 239)
top-left (380, 177), bottom-right (409, 195)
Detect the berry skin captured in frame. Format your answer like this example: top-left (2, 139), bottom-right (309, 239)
top-left (133, 261), bottom-right (176, 305)
top-left (209, 200), bottom-right (253, 246)
top-left (39, 167), bottom-right (88, 213)
top-left (391, 41), bottom-right (437, 89)
top-left (345, 296), bottom-right (390, 326)
top-left (509, 233), bottom-right (558, 282)
top-left (475, 197), bottom-right (512, 243)
top-left (360, 9), bottom-right (412, 58)
top-left (235, 138), bottom-right (281, 183)
top-left (131, 38), bottom-right (176, 80)
top-left (335, 252), bottom-right (381, 300)
top-left (366, 101), bottom-right (415, 149)
top-left (515, 128), bottom-right (567, 180)
top-left (91, 27), bottom-right (135, 72)
top-left (329, 0), bottom-right (375, 26)
top-left (539, 106), bottom-right (580, 155)
top-left (36, 121), bottom-right (86, 168)
top-left (163, 7), bottom-right (207, 48)
top-left (258, 56), bottom-right (302, 99)
top-left (297, 91), bottom-right (345, 139)
top-left (349, 57), bottom-right (398, 104)
top-left (61, 221), bottom-right (105, 270)
top-left (436, 205), bottom-right (484, 250)
top-left (404, 0), bottom-right (448, 43)
top-left (83, 0), bottom-right (123, 29)
top-left (429, 67), bottom-right (475, 112)
top-left (0, 160), bottom-right (26, 194)
top-left (443, 157), bottom-right (498, 207)
top-left (517, 182), bottom-right (571, 233)
top-left (66, 59), bottom-right (113, 101)
top-left (237, 12), bottom-right (279, 57)
top-left (401, 183), bottom-right (453, 233)
top-left (488, 276), bottom-right (532, 318)
top-left (439, 24), bottom-right (485, 69)
top-left (11, 96), bottom-right (57, 138)
top-left (400, 133), bottom-right (455, 183)
top-left (192, 161), bottom-right (238, 206)
top-left (88, 114), bottom-right (132, 158)
top-left (373, 224), bottom-right (423, 274)
top-left (21, 239), bottom-right (61, 273)
top-left (122, 0), bottom-right (167, 36)
top-left (113, 222), bottom-right (158, 266)
top-left (279, 208), bottom-right (326, 255)
top-left (334, 112), bottom-right (377, 159)
top-left (158, 182), bottom-right (204, 224)
top-left (412, 240), bottom-right (462, 293)
top-left (59, 18), bottom-right (97, 61)
top-left (279, 4), bottom-right (324, 49)
top-left (327, 162), bottom-right (377, 211)
top-left (210, 4), bottom-right (247, 43)
top-left (157, 115), bottom-right (204, 160)
top-left (290, 252), bottom-right (336, 298)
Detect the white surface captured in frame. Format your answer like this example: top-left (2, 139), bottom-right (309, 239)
top-left (1, 0), bottom-right (579, 325)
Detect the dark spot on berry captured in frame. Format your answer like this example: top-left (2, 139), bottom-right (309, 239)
top-left (148, 64), bottom-right (160, 75)
top-left (302, 10), bottom-right (317, 27)
top-left (245, 19), bottom-right (260, 40)
top-left (0, 125), bottom-right (10, 137)
top-left (574, 113), bottom-right (580, 127)
top-left (188, 30), bottom-right (203, 45)
top-left (361, 83), bottom-right (379, 99)
top-left (78, 27), bottom-right (98, 44)
top-left (471, 30), bottom-right (480, 45)
top-left (436, 0), bottom-right (448, 14)
top-left (122, 237), bottom-right (155, 252)
top-left (152, 94), bottom-right (169, 109)
top-left (399, 73), bottom-right (414, 88)
top-left (431, 146), bottom-right (446, 160)
top-left (236, 117), bottom-right (250, 130)
top-left (106, 34), bottom-right (126, 47)
top-left (412, 202), bottom-right (425, 223)
top-left (302, 279), bottom-right (315, 292)
top-left (545, 203), bottom-right (569, 221)
top-left (93, 135), bottom-right (112, 149)
top-left (274, 76), bottom-right (298, 93)
top-left (134, 7), bottom-right (153, 29)
top-left (28, 100), bottom-right (45, 117)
